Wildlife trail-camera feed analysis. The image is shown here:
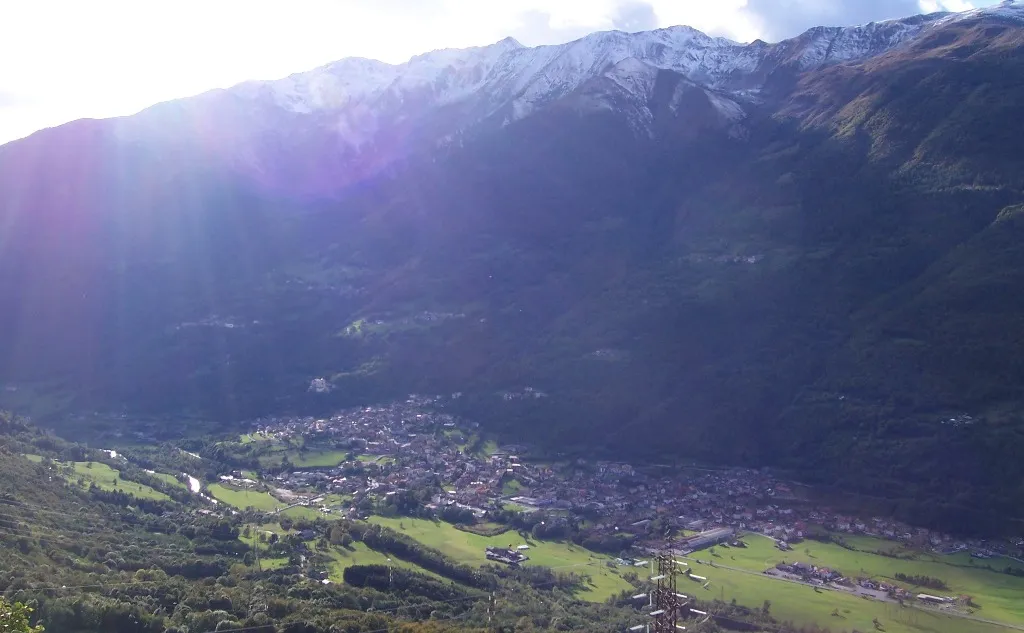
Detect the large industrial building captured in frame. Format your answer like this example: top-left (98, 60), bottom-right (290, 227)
top-left (681, 527), bottom-right (735, 552)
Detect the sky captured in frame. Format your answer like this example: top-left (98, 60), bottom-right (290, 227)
top-left (0, 0), bottom-right (1002, 144)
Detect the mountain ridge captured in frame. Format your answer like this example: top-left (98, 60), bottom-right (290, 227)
top-left (2, 3), bottom-right (1024, 534)
top-left (72, 2), bottom-right (1019, 198)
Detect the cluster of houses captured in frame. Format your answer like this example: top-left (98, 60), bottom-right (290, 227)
top-left (485, 545), bottom-right (529, 566)
top-left (769, 562), bottom-right (965, 606)
top-left (856, 578), bottom-right (913, 601)
top-left (772, 561), bottom-right (847, 585)
top-left (239, 394), bottom-right (1024, 564)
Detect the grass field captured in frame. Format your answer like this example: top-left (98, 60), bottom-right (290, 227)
top-left (682, 557), bottom-right (1014, 633)
top-left (255, 446), bottom-right (352, 469)
top-left (212, 486), bottom-right (324, 519)
top-left (260, 557), bottom-right (290, 571)
top-left (240, 525), bottom-right (440, 583)
top-left (207, 484), bottom-right (286, 511)
top-left (356, 454), bottom-right (395, 465)
top-left (281, 506), bottom-right (323, 520)
top-left (813, 534), bottom-right (1024, 574)
top-left (150, 472), bottom-right (188, 490)
top-left (326, 542), bottom-right (446, 582)
top-left (59, 461), bottom-right (171, 501)
top-left (368, 516), bottom-right (632, 602)
top-left (321, 494), bottom-right (351, 506)
top-left (22, 454), bottom-right (43, 463)
top-left (253, 521), bottom-right (292, 536)
top-left (710, 534), bottom-right (1024, 627)
top-left (290, 450), bottom-right (349, 468)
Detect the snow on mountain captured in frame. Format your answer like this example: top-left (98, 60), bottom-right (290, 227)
top-left (111, 1), bottom-right (1023, 196)
top-left (604, 57), bottom-right (661, 99)
top-left (786, 20), bottom-right (930, 69)
top-left (242, 57), bottom-right (399, 114)
top-left (704, 90), bottom-right (746, 123)
top-left (226, 3), bottom-right (1020, 131)
top-left (935, 0), bottom-right (1024, 26)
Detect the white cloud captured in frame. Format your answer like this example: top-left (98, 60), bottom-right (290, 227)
top-left (919, 0), bottom-right (977, 11)
top-left (0, 0), bottom-right (1003, 144)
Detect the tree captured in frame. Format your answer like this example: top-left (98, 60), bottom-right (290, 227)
top-left (329, 525), bottom-right (348, 545)
top-left (0, 597), bottom-right (44, 632)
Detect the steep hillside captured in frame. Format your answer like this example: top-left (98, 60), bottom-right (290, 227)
top-left (1, 5), bottom-right (1024, 533)
top-left (0, 413), bottom-right (638, 633)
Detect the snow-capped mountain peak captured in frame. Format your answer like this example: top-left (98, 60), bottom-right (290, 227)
top-left (230, 3), bottom-right (1016, 122)
top-left (115, 1), bottom-right (1023, 197)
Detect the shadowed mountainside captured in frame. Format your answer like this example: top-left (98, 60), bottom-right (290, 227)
top-left (1, 11), bottom-right (1024, 533)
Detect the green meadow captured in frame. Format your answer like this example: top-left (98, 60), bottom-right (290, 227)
top-left (368, 516), bottom-right (632, 602)
top-left (207, 483), bottom-right (286, 511)
top-left (708, 534), bottom-right (1024, 626)
top-left (150, 471), bottom-right (188, 490)
top-left (59, 461), bottom-right (170, 501)
top-left (290, 450), bottom-right (349, 468)
top-left (326, 542), bottom-right (448, 582)
top-left (681, 557), bottom-right (1014, 633)
top-left (356, 454), bottom-right (396, 465)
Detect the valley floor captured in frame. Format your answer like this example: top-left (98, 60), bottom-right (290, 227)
top-left (11, 397), bottom-right (1024, 633)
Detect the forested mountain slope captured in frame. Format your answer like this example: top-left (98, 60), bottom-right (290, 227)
top-left (1, 5), bottom-right (1023, 530)
top-left (0, 413), bottom-right (649, 633)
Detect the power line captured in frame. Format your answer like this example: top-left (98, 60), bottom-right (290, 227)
top-left (10, 579), bottom-right (165, 591)
top-left (0, 512), bottom-right (186, 539)
top-left (0, 499), bottom-right (217, 556)
top-left (2, 508), bottom-right (615, 572)
top-left (0, 509), bottom-right (111, 530)
top-left (0, 523), bottom-right (127, 542)
top-left (189, 575), bottom-right (611, 633)
top-left (3, 501), bottom-right (654, 629)
top-left (0, 497), bottom-right (178, 526)
top-left (5, 549), bottom-right (673, 633)
top-left (19, 513), bottom-right (155, 542)
top-left (0, 498), bottom-right (106, 517)
top-left (0, 525), bottom-right (207, 559)
top-left (191, 610), bottom-right (475, 633)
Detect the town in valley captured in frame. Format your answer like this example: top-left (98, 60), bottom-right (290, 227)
top-left (188, 393), bottom-right (1024, 611)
